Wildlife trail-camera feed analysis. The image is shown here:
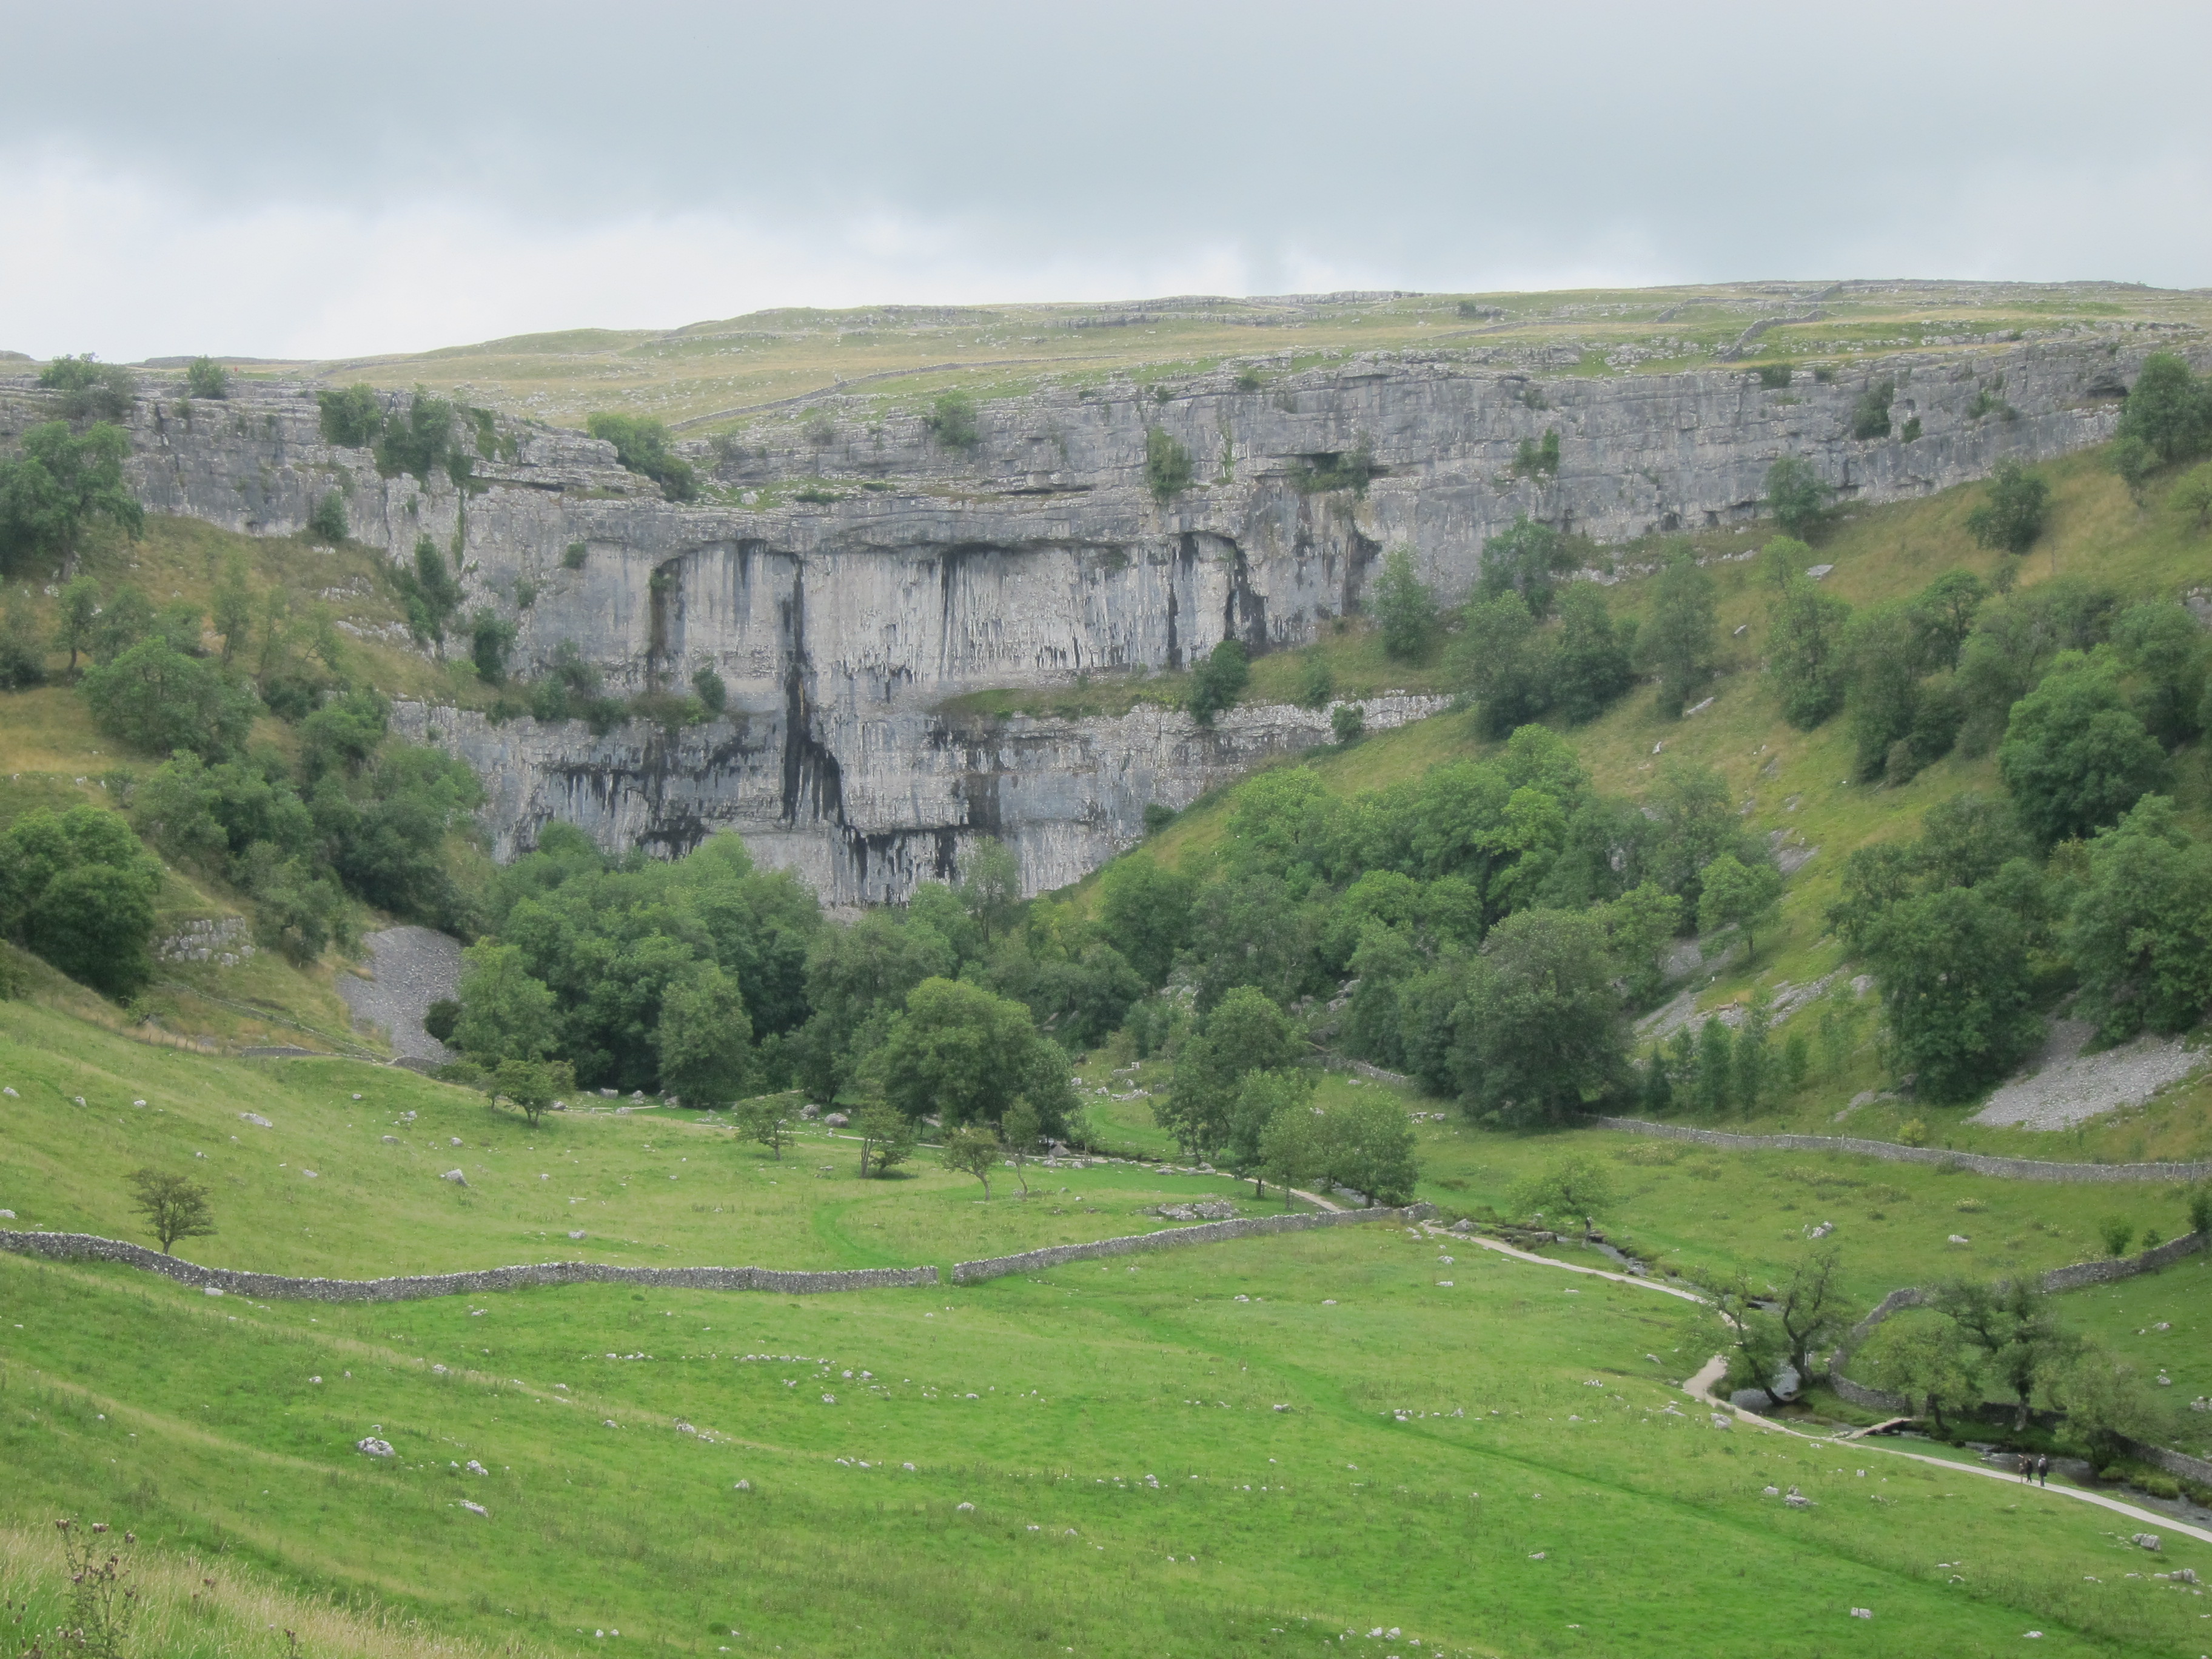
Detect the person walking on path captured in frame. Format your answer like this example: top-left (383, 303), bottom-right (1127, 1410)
top-left (2036, 1454), bottom-right (2050, 1487)
top-left (2018, 1452), bottom-right (2033, 1483)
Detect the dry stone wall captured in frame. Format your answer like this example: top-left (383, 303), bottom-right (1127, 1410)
top-left (2, 335), bottom-right (2189, 900)
top-left (1586, 1117), bottom-right (2212, 1184)
top-left (950, 1202), bottom-right (1430, 1284)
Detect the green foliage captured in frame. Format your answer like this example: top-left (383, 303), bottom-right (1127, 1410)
top-left (469, 609), bottom-right (517, 684)
top-left (1293, 651), bottom-right (1334, 710)
top-left (1849, 378), bottom-right (1895, 440)
top-left (561, 540), bottom-right (589, 570)
top-left (79, 638), bottom-right (258, 761)
top-left (423, 998), bottom-right (460, 1044)
top-left (0, 420), bottom-right (144, 572)
top-left (1599, 881), bottom-right (1682, 1008)
top-left (959, 839), bottom-right (1023, 942)
top-left (1997, 654), bottom-right (2168, 846)
top-left (0, 595), bottom-right (47, 688)
top-left (923, 391), bottom-right (980, 453)
top-left (692, 666), bottom-right (729, 716)
top-left (316, 384), bottom-right (385, 448)
top-left (1696, 852), bottom-right (1784, 961)
top-left (1452, 593), bottom-right (1551, 739)
top-left (1550, 583), bottom-right (1635, 725)
top-left (2112, 598), bottom-right (2208, 747)
top-left (1450, 907), bottom-right (1624, 1125)
top-left (1858, 1314), bottom-right (1980, 1431)
top-left (585, 412), bottom-right (698, 501)
top-left (2057, 1348), bottom-right (2173, 1472)
top-left (374, 388), bottom-right (455, 482)
top-left (1863, 885), bottom-right (2043, 1103)
top-left (1935, 1278), bottom-right (2079, 1429)
top-left (1329, 702), bottom-right (1365, 743)
top-left (0, 806), bottom-right (161, 997)
top-left (1963, 459), bottom-right (2050, 555)
top-left (856, 1101), bottom-right (916, 1178)
top-left (1290, 443), bottom-right (1374, 496)
top-left (1635, 548), bottom-right (1717, 717)
top-left (1764, 455), bottom-right (1833, 540)
top-left (1511, 429), bottom-right (1560, 479)
top-left (38, 354), bottom-right (137, 421)
top-left (1506, 1153), bottom-right (1615, 1233)
top-left (1755, 363), bottom-right (1792, 389)
top-left (391, 536), bottom-right (465, 646)
top-left (1766, 567), bottom-right (1852, 728)
top-left (489, 1056), bottom-right (575, 1127)
top-left (1479, 516), bottom-right (1572, 618)
top-left (1098, 856), bottom-right (1194, 986)
top-left (1695, 1015), bottom-right (1733, 1115)
top-left (732, 1093), bottom-right (792, 1161)
top-left (939, 1123), bottom-right (1002, 1197)
top-left (210, 552), bottom-right (253, 664)
top-left (184, 357), bottom-right (230, 400)
top-left (869, 976), bottom-right (1074, 1134)
top-left (1161, 985), bottom-right (1301, 1162)
top-left (2172, 461), bottom-right (2212, 531)
top-left (1145, 426), bottom-right (1193, 503)
top-left (655, 964), bottom-right (754, 1105)
top-left (1187, 639), bottom-right (1249, 726)
top-left (453, 942), bottom-right (560, 1065)
top-left (306, 490), bottom-right (348, 543)
top-left (1369, 547), bottom-right (1438, 661)
top-left (2115, 351), bottom-right (2211, 468)
top-left (127, 1167), bottom-right (216, 1253)
top-left (2062, 796), bottom-right (2212, 1042)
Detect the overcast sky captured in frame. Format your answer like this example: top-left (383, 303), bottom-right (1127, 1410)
top-left (5, 0), bottom-right (2208, 362)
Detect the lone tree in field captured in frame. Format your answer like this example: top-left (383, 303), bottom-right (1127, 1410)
top-left (489, 1057), bottom-right (574, 1128)
top-left (733, 1094), bottom-right (791, 1161)
top-left (127, 1168), bottom-right (215, 1255)
top-left (940, 1124), bottom-right (1001, 1199)
top-left (1000, 1100), bottom-right (1042, 1196)
top-left (854, 1102), bottom-right (914, 1178)
top-left (1507, 1153), bottom-right (1615, 1236)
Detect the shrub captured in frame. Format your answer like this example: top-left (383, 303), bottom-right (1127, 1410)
top-left (585, 412), bottom-right (697, 501)
top-left (306, 490), bottom-right (348, 543)
top-left (923, 390), bottom-right (980, 452)
top-left (184, 357), bottom-right (230, 400)
top-left (80, 639), bottom-right (258, 760)
top-left (391, 537), bottom-right (464, 645)
top-left (1635, 548), bottom-right (1718, 717)
top-left (1330, 702), bottom-right (1366, 743)
top-left (1512, 429), bottom-right (1560, 479)
top-left (2099, 1217), bottom-right (2136, 1258)
top-left (0, 805), bottom-right (162, 997)
top-left (1765, 455), bottom-right (1832, 539)
top-left (692, 667), bottom-right (728, 716)
top-left (1234, 369), bottom-right (1264, 391)
top-left (317, 383), bottom-right (384, 447)
top-left (375, 387), bottom-right (454, 481)
top-left (1480, 515), bottom-right (1572, 618)
top-left (563, 540), bottom-right (588, 569)
top-left (38, 355), bottom-right (136, 421)
top-left (1295, 653), bottom-right (1334, 710)
top-left (1997, 655), bottom-right (2169, 846)
top-left (1768, 570), bottom-right (1852, 728)
top-left (1756, 363), bottom-right (1792, 389)
top-left (469, 609), bottom-right (518, 684)
top-left (1145, 427), bottom-right (1193, 503)
top-left (1142, 802), bottom-right (1176, 836)
top-left (1187, 640), bottom-right (1249, 726)
top-left (1965, 459), bottom-right (2049, 555)
top-left (0, 599), bottom-right (47, 688)
top-left (1901, 415), bottom-right (1922, 441)
top-left (0, 420), bottom-right (144, 572)
top-left (2116, 351), bottom-right (2211, 468)
top-left (2170, 460), bottom-right (2212, 531)
top-left (1369, 547), bottom-right (1438, 660)
top-left (1291, 443), bottom-right (1375, 496)
top-left (1849, 379), bottom-right (1895, 440)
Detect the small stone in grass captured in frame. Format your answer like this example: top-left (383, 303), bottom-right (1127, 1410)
top-left (460, 1501), bottom-right (488, 1517)
top-left (956, 1501), bottom-right (974, 1512)
top-left (357, 1437), bottom-right (395, 1458)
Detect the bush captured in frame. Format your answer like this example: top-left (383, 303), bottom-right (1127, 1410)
top-left (184, 357), bottom-right (230, 400)
top-left (1851, 379), bottom-right (1895, 440)
top-left (1295, 653), bottom-right (1333, 710)
top-left (692, 667), bottom-right (728, 716)
top-left (1480, 516), bottom-right (1571, 618)
top-left (0, 420), bottom-right (144, 573)
top-left (0, 600), bottom-right (47, 688)
top-left (1756, 363), bottom-right (1792, 389)
top-left (1290, 443), bottom-right (1375, 496)
top-left (1369, 546), bottom-right (1438, 660)
top-left (1330, 702), bottom-right (1366, 743)
top-left (391, 537), bottom-right (465, 645)
top-left (306, 491), bottom-right (348, 543)
top-left (2116, 352), bottom-right (2211, 468)
top-left (1765, 455), bottom-right (1832, 538)
top-left (1636, 548), bottom-right (1718, 717)
top-left (1965, 460), bottom-right (2049, 555)
top-left (317, 384), bottom-right (385, 448)
top-left (562, 540), bottom-right (588, 569)
top-left (80, 639), bottom-right (258, 760)
top-left (1768, 569), bottom-right (1852, 728)
top-left (1187, 640), bottom-right (1249, 726)
top-left (1145, 426), bottom-right (1193, 503)
top-left (469, 609), bottom-right (518, 684)
top-left (0, 805), bottom-right (162, 997)
top-left (38, 355), bottom-right (136, 421)
top-left (375, 387), bottom-right (455, 481)
top-left (2099, 1217), bottom-right (2136, 1258)
top-left (1512, 429), bottom-right (1561, 479)
top-left (1997, 655), bottom-right (2169, 846)
top-left (585, 412), bottom-right (697, 501)
top-left (923, 391), bottom-right (980, 453)
top-left (1142, 802), bottom-right (1176, 836)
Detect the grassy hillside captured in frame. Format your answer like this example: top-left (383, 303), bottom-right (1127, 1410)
top-left (110, 280), bottom-right (2212, 437)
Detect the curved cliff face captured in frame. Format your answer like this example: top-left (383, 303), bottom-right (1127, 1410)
top-left (0, 338), bottom-right (2165, 900)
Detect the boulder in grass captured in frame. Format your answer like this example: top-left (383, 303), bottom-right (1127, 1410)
top-left (460, 1501), bottom-right (488, 1517)
top-left (2132, 1533), bottom-right (2160, 1552)
top-left (441, 1169), bottom-right (468, 1185)
top-left (357, 1436), bottom-right (395, 1458)
top-left (823, 1112), bottom-right (850, 1128)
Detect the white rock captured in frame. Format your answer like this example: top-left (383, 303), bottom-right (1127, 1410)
top-left (1, 1087), bottom-right (13, 1097)
top-left (1948, 1234), bottom-right (1970, 1244)
top-left (239, 1111), bottom-right (271, 1127)
top-left (1711, 1413), bottom-right (1732, 1429)
top-left (1848, 1607), bottom-right (1871, 1619)
top-left (569, 1230), bottom-right (586, 1239)
top-left (309, 1376), bottom-right (323, 1384)
top-left (0, 1210), bottom-right (12, 1219)
top-left (734, 1479), bottom-right (751, 1490)
top-left (466, 1460), bottom-right (488, 1475)
top-left (956, 1501), bottom-right (975, 1512)
top-left (352, 1093), bottom-right (363, 1101)
top-left (203, 1286), bottom-right (224, 1296)
top-left (459, 1500), bottom-right (488, 1517)
top-left (441, 1170), bottom-right (468, 1185)
top-left (382, 1135), bottom-right (398, 1144)
top-left (357, 1437), bottom-right (395, 1457)
top-left (2131, 1533), bottom-right (2160, 1552)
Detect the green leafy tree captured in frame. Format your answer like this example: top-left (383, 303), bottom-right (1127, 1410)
top-left (2116, 351), bottom-right (2210, 468)
top-left (939, 1123), bottom-right (1001, 1198)
top-left (1222, 1067), bottom-right (1315, 1193)
top-left (585, 412), bottom-right (697, 501)
top-left (959, 838), bottom-right (1022, 942)
top-left (1635, 549), bottom-right (1718, 717)
top-left (1449, 907), bottom-right (1624, 1125)
top-left (2057, 1348), bottom-right (2174, 1473)
top-left (2113, 599), bottom-right (2208, 748)
top-left (1000, 1099), bottom-right (1042, 1195)
top-left (307, 491), bottom-right (348, 543)
top-left (79, 640), bottom-right (258, 762)
top-left (184, 357), bottom-right (230, 400)
top-left (1997, 654), bottom-right (2170, 846)
top-left (374, 387), bottom-right (455, 481)
top-left (1549, 582), bottom-right (1634, 723)
top-left (924, 390), bottom-right (980, 452)
top-left (1479, 517), bottom-right (1573, 619)
top-left (1907, 568), bottom-right (1989, 672)
top-left (1599, 881), bottom-right (1683, 1007)
top-left (1295, 652), bottom-right (1334, 711)
top-left (1858, 1315), bottom-right (1980, 1433)
top-left (316, 384), bottom-right (385, 448)
top-left (1369, 547), bottom-right (1438, 660)
top-left (1934, 1278), bottom-right (2078, 1430)
top-left (1187, 638), bottom-right (1249, 726)
top-left (734, 1094), bottom-right (792, 1161)
top-left (655, 964), bottom-right (754, 1105)
top-left (38, 355), bottom-right (136, 421)
top-left (1757, 1248), bottom-right (1852, 1405)
top-left (1964, 459), bottom-right (2050, 555)
top-left (1145, 426), bottom-right (1193, 502)
top-left (1764, 455), bottom-right (1833, 539)
top-left (211, 553), bottom-right (254, 664)
top-left (1732, 987), bottom-right (1772, 1111)
top-left (1506, 1153), bottom-right (1615, 1235)
top-left (1863, 886), bottom-right (2042, 1103)
top-left (1451, 592), bottom-right (1552, 739)
top-left (0, 806), bottom-right (162, 997)
top-left (2173, 460), bottom-right (2212, 531)
top-left (1317, 1093), bottom-right (1419, 1206)
top-left (1766, 572), bottom-right (1852, 728)
top-left (2063, 797), bottom-right (2212, 1042)
top-left (127, 1168), bottom-right (215, 1254)
top-left (0, 598), bottom-right (44, 688)
top-left (452, 941), bottom-right (560, 1064)
top-left (469, 610), bottom-right (517, 684)
top-left (1258, 1100), bottom-right (1324, 1205)
top-left (855, 1101), bottom-right (916, 1178)
top-left (691, 667), bottom-right (729, 715)
top-left (1694, 1015), bottom-right (1733, 1115)
top-left (1162, 985), bottom-right (1301, 1161)
top-left (55, 575), bottom-right (101, 674)
top-left (1098, 854), bottom-right (1194, 987)
top-left (871, 976), bottom-right (1073, 1133)
top-left (1697, 853), bottom-right (1784, 963)
top-left (1842, 602), bottom-right (1932, 782)
top-left (1849, 378), bottom-right (1895, 440)
top-left (490, 1057), bottom-right (575, 1128)
top-left (392, 537), bottom-right (465, 646)
top-left (0, 421), bottom-right (143, 572)
top-left (1329, 702), bottom-right (1365, 742)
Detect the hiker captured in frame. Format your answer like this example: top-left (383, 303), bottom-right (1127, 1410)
top-left (2017, 1452), bottom-right (2033, 1483)
top-left (2036, 1454), bottom-right (2049, 1487)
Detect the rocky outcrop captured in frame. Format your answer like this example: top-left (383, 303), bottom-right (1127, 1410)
top-left (0, 333), bottom-right (2184, 898)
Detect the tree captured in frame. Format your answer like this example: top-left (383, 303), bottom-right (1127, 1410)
top-left (469, 610), bottom-right (517, 683)
top-left (1964, 460), bottom-right (2050, 556)
top-left (452, 942), bottom-right (560, 1065)
top-left (1909, 569), bottom-right (1989, 673)
top-left (79, 639), bottom-right (258, 762)
top-left (127, 1168), bottom-right (215, 1255)
top-left (924, 391), bottom-right (980, 453)
top-left (1098, 855), bottom-right (1194, 986)
top-left (375, 388), bottom-right (456, 483)
top-left (734, 1094), bottom-right (791, 1161)
top-left (1295, 652), bottom-right (1334, 711)
top-left (1187, 639), bottom-right (1249, 726)
top-left (1733, 987), bottom-right (1773, 1112)
top-left (1859, 1315), bottom-right (1980, 1433)
top-left (2113, 599), bottom-right (2208, 748)
top-left (1480, 517), bottom-right (1573, 619)
top-left (1451, 593), bottom-right (1552, 739)
top-left (1694, 1015), bottom-right (1733, 1115)
top-left (1766, 1248), bottom-right (1852, 1404)
top-left (1000, 1099), bottom-right (1041, 1195)
top-left (855, 1101), bottom-right (915, 1178)
top-left (2063, 797), bottom-right (2212, 1042)
top-left (1697, 853), bottom-right (1784, 963)
top-left (940, 1124), bottom-right (1000, 1198)
top-left (871, 977), bottom-right (1073, 1134)
top-left (490, 1057), bottom-right (574, 1127)
top-left (1, 806), bottom-right (162, 999)
top-left (1330, 702), bottom-right (1365, 743)
top-left (1862, 886), bottom-right (2041, 1104)
top-left (2173, 461), bottom-right (2212, 532)
top-left (1258, 1101), bottom-right (1324, 1205)
top-left (211, 554), bottom-right (254, 665)
top-left (38, 354), bottom-right (136, 420)
top-left (655, 964), bottom-right (754, 1105)
top-left (1935, 1278), bottom-right (2078, 1430)
top-left (1145, 426), bottom-right (1193, 502)
top-left (959, 838), bottom-right (1022, 942)
top-left (1599, 881), bottom-right (1683, 1007)
top-left (1449, 907), bottom-right (1624, 1125)
top-left (1550, 582), bottom-right (1634, 723)
top-left (2057, 1348), bottom-right (2173, 1473)
top-left (317, 384), bottom-right (385, 448)
top-left (2116, 351), bottom-right (2210, 468)
top-left (185, 357), bottom-right (230, 400)
top-left (1369, 547), bottom-right (1438, 660)
top-left (1310, 1091), bottom-right (1419, 1205)
top-left (1997, 655), bottom-right (2169, 846)
top-left (1765, 455), bottom-right (1832, 539)
top-left (692, 667), bottom-right (729, 715)
top-left (0, 421), bottom-right (143, 573)
top-left (1767, 573), bottom-right (1851, 728)
top-left (1507, 1153), bottom-right (1615, 1235)
top-left (1850, 379), bottom-right (1895, 441)
top-left (1162, 985), bottom-right (1301, 1161)
top-left (1636, 549), bottom-right (1718, 717)
top-left (307, 491), bottom-right (349, 543)
top-left (1222, 1067), bottom-right (1315, 1194)
top-left (55, 575), bottom-right (100, 675)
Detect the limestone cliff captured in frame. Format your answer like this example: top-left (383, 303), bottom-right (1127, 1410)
top-left (0, 336), bottom-right (2173, 900)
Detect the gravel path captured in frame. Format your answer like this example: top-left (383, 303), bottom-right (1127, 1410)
top-left (335, 927), bottom-right (463, 1063)
top-left (1970, 1018), bottom-right (2205, 1130)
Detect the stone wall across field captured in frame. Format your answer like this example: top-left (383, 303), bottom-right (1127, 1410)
top-left (1586, 1117), bottom-right (2212, 1184)
top-left (949, 1202), bottom-right (1431, 1284)
top-left (0, 1230), bottom-right (939, 1299)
